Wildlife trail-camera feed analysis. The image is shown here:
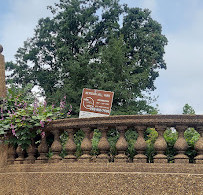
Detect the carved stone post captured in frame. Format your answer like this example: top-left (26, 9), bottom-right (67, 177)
top-left (174, 125), bottom-right (189, 163)
top-left (14, 145), bottom-right (24, 164)
top-left (114, 126), bottom-right (128, 163)
top-left (134, 126), bottom-right (147, 163)
top-left (36, 134), bottom-right (48, 164)
top-left (96, 127), bottom-right (110, 163)
top-left (78, 127), bottom-right (92, 163)
top-left (50, 129), bottom-right (62, 163)
top-left (7, 145), bottom-right (16, 165)
top-left (0, 45), bottom-right (6, 98)
top-left (194, 126), bottom-right (203, 164)
top-left (63, 129), bottom-right (77, 163)
top-left (24, 140), bottom-right (36, 164)
top-left (154, 125), bottom-right (167, 163)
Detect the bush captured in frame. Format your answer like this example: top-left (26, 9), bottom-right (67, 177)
top-left (0, 84), bottom-right (71, 149)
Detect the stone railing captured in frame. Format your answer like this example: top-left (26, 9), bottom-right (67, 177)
top-left (7, 115), bottom-right (203, 165)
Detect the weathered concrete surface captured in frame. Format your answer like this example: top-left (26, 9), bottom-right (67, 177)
top-left (0, 163), bottom-right (202, 195)
top-left (0, 44), bottom-right (6, 98)
top-left (0, 172), bottom-right (202, 195)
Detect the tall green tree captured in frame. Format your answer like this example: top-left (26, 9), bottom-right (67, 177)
top-left (6, 0), bottom-right (167, 115)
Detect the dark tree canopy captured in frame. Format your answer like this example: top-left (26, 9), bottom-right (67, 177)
top-left (6, 0), bottom-right (167, 116)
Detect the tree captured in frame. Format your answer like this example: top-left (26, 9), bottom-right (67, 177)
top-left (6, 0), bottom-right (167, 116)
top-left (182, 103), bottom-right (195, 115)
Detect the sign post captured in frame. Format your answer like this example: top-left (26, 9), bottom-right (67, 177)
top-left (79, 88), bottom-right (114, 118)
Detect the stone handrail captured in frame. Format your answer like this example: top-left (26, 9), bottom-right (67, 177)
top-left (7, 115), bottom-right (203, 165)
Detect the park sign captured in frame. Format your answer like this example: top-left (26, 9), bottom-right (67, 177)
top-left (79, 88), bottom-right (114, 118)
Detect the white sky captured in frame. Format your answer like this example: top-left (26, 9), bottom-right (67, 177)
top-left (0, 0), bottom-right (203, 114)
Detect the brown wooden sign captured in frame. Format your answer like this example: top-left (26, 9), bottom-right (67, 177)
top-left (79, 88), bottom-right (114, 118)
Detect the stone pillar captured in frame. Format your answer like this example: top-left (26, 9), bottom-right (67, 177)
top-left (154, 125), bottom-right (168, 163)
top-left (36, 134), bottom-right (48, 164)
top-left (0, 45), bottom-right (6, 98)
top-left (78, 127), bottom-right (92, 163)
top-left (50, 129), bottom-right (62, 163)
top-left (134, 126), bottom-right (147, 163)
top-left (194, 126), bottom-right (203, 164)
top-left (7, 145), bottom-right (16, 165)
top-left (14, 145), bottom-right (24, 164)
top-left (24, 140), bottom-right (36, 164)
top-left (96, 127), bottom-right (110, 163)
top-left (174, 125), bottom-right (189, 163)
top-left (0, 143), bottom-right (8, 167)
top-left (114, 126), bottom-right (128, 163)
top-left (63, 129), bottom-right (77, 163)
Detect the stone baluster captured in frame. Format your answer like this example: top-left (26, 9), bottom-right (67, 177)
top-left (14, 145), bottom-right (24, 164)
top-left (63, 129), bottom-right (77, 163)
top-left (36, 134), bottom-right (48, 164)
top-left (154, 125), bottom-right (167, 163)
top-left (96, 127), bottom-right (110, 163)
top-left (7, 145), bottom-right (16, 165)
top-left (174, 125), bottom-right (189, 163)
top-left (78, 127), bottom-right (92, 163)
top-left (194, 126), bottom-right (203, 164)
top-left (50, 129), bottom-right (62, 163)
top-left (134, 126), bottom-right (147, 163)
top-left (114, 126), bottom-right (128, 163)
top-left (24, 139), bottom-right (36, 164)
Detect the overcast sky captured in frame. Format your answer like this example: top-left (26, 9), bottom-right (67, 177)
top-left (0, 0), bottom-right (203, 114)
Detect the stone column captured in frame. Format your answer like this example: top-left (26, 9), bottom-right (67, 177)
top-left (154, 125), bottom-right (168, 163)
top-left (78, 127), bottom-right (92, 163)
top-left (50, 129), bottom-right (62, 163)
top-left (24, 140), bottom-right (36, 164)
top-left (134, 126), bottom-right (147, 163)
top-left (0, 45), bottom-right (6, 98)
top-left (174, 125), bottom-right (189, 163)
top-left (7, 145), bottom-right (16, 165)
top-left (36, 134), bottom-right (48, 164)
top-left (96, 126), bottom-right (110, 163)
top-left (63, 129), bottom-right (77, 163)
top-left (114, 126), bottom-right (128, 163)
top-left (14, 145), bottom-right (24, 164)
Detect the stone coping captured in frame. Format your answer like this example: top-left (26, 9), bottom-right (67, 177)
top-left (1, 163), bottom-right (203, 175)
top-left (44, 115), bottom-right (203, 130)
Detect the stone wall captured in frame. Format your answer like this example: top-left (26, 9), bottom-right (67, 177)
top-left (0, 163), bottom-right (202, 194)
top-left (1, 115), bottom-right (203, 194)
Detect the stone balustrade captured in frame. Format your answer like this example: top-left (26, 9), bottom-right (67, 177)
top-left (7, 115), bottom-right (203, 165)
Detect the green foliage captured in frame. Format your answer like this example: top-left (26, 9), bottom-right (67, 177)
top-left (144, 128), bottom-right (158, 162)
top-left (0, 85), bottom-right (71, 149)
top-left (184, 128), bottom-right (199, 146)
top-left (74, 129), bottom-right (85, 158)
top-left (163, 128), bottom-right (178, 162)
top-left (125, 129), bottom-right (138, 160)
top-left (107, 129), bottom-right (120, 158)
top-left (91, 129), bottom-right (101, 156)
top-left (7, 0), bottom-right (167, 116)
top-left (184, 128), bottom-right (200, 162)
top-left (182, 103), bottom-right (195, 115)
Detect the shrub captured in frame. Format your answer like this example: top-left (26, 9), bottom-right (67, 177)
top-left (0, 84), bottom-right (71, 149)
